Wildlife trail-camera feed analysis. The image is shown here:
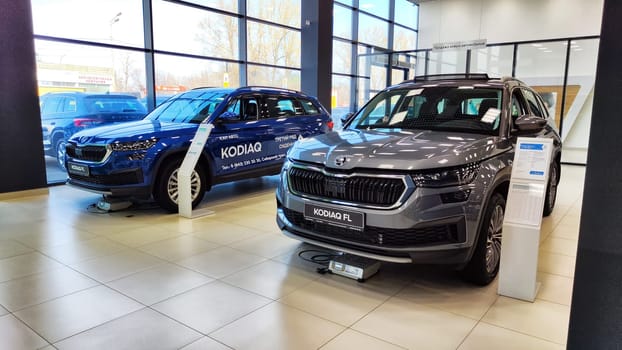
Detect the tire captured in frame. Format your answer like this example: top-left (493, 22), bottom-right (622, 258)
top-left (461, 192), bottom-right (505, 286)
top-left (153, 158), bottom-right (207, 213)
top-left (543, 163), bottom-right (559, 217)
top-left (55, 138), bottom-right (67, 171)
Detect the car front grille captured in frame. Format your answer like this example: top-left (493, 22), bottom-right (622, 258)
top-left (66, 144), bottom-right (108, 162)
top-left (283, 207), bottom-right (459, 247)
top-left (68, 169), bottom-right (143, 186)
top-left (288, 166), bottom-right (406, 207)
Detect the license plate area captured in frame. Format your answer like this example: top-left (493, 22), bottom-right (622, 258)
top-left (304, 203), bottom-right (364, 231)
top-left (67, 162), bottom-right (89, 176)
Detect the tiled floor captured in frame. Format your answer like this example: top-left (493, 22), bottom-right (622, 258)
top-left (0, 165), bottom-right (585, 349)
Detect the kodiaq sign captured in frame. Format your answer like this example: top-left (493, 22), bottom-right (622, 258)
top-left (220, 142), bottom-right (262, 159)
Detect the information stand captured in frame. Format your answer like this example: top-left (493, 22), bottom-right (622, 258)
top-left (498, 137), bottom-right (553, 302)
top-left (178, 122), bottom-right (215, 219)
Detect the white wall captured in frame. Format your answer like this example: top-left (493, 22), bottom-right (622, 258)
top-left (419, 0), bottom-right (604, 48)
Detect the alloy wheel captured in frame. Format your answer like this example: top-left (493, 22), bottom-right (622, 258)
top-left (485, 204), bottom-right (504, 273)
top-left (166, 168), bottom-right (201, 204)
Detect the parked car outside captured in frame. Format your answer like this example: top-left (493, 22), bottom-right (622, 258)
top-left (40, 92), bottom-right (147, 169)
top-left (65, 86), bottom-right (333, 212)
top-left (276, 74), bottom-right (562, 285)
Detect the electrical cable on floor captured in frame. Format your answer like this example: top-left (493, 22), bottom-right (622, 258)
top-left (297, 249), bottom-right (342, 274)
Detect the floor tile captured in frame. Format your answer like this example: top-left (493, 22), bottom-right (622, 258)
top-left (0, 239), bottom-right (34, 259)
top-left (179, 336), bottom-right (232, 350)
top-left (458, 321), bottom-right (564, 350)
top-left (352, 297), bottom-right (477, 350)
top-left (138, 234), bottom-right (219, 262)
top-left (481, 296), bottom-right (570, 344)
top-left (216, 211), bottom-right (280, 234)
top-left (190, 221), bottom-right (262, 245)
top-left (222, 260), bottom-right (319, 299)
top-left (175, 246), bottom-right (265, 279)
top-left (540, 237), bottom-right (578, 257)
top-left (10, 223), bottom-right (97, 249)
top-left (210, 302), bottom-right (344, 350)
top-left (228, 233), bottom-right (301, 259)
top-left (0, 252), bottom-right (65, 283)
top-left (536, 272), bottom-right (574, 306)
top-left (538, 251), bottom-right (576, 277)
top-left (0, 267), bottom-right (98, 312)
top-left (37, 237), bottom-right (128, 265)
top-left (0, 304), bottom-right (7, 316)
top-left (54, 308), bottom-right (202, 350)
top-left (320, 329), bottom-right (406, 350)
top-left (69, 250), bottom-right (164, 283)
top-left (107, 263), bottom-right (212, 305)
top-left (14, 285), bottom-right (143, 343)
top-left (278, 276), bottom-right (394, 326)
top-left (152, 281), bottom-right (271, 334)
top-left (0, 314), bottom-right (49, 350)
top-left (394, 280), bottom-right (498, 320)
top-left (105, 225), bottom-right (183, 248)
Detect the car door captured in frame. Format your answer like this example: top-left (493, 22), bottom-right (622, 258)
top-left (209, 94), bottom-right (275, 176)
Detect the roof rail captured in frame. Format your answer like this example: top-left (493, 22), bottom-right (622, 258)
top-left (411, 73), bottom-right (491, 82)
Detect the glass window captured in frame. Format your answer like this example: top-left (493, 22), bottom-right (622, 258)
top-left (247, 21), bottom-right (300, 68)
top-left (31, 0), bottom-right (145, 48)
top-left (247, 0), bottom-right (301, 28)
top-left (426, 51), bottom-right (468, 74)
top-left (183, 0), bottom-right (237, 13)
top-left (358, 13), bottom-right (388, 48)
top-left (470, 45), bottom-right (514, 77)
top-left (265, 96), bottom-right (303, 118)
top-left (335, 0), bottom-right (353, 6)
top-left (333, 4), bottom-right (353, 39)
top-left (332, 75), bottom-right (352, 125)
top-left (147, 90), bottom-right (230, 123)
top-left (562, 38), bottom-right (599, 164)
top-left (359, 0), bottom-right (389, 19)
top-left (333, 40), bottom-right (353, 74)
top-left (247, 65), bottom-right (300, 90)
top-left (154, 54), bottom-right (240, 91)
top-left (394, 0), bottom-right (419, 28)
top-left (153, 1), bottom-right (239, 60)
top-left (393, 26), bottom-right (417, 51)
top-left (221, 97), bottom-right (260, 121)
top-left (300, 98), bottom-right (320, 115)
top-left (516, 42), bottom-right (566, 128)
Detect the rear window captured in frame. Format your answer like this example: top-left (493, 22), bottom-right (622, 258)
top-left (85, 96), bottom-right (147, 114)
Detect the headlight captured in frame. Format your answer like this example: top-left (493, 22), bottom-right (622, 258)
top-left (412, 162), bottom-right (480, 187)
top-left (110, 138), bottom-right (158, 151)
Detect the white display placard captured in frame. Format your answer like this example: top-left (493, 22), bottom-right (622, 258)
top-left (498, 137), bottom-right (553, 302)
top-left (178, 122), bottom-right (214, 218)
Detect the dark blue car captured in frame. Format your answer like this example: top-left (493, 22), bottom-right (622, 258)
top-left (64, 86), bottom-right (333, 212)
top-left (40, 92), bottom-right (147, 170)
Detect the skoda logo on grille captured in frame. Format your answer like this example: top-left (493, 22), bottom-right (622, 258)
top-left (334, 156), bottom-right (350, 167)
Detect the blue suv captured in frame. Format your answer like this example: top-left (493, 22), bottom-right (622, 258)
top-left (64, 86), bottom-right (333, 212)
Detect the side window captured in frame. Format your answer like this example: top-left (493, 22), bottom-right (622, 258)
top-left (63, 97), bottom-right (77, 113)
top-left (299, 98), bottom-right (319, 115)
top-left (41, 96), bottom-right (62, 115)
top-left (521, 89), bottom-right (544, 118)
top-left (220, 97), bottom-right (259, 121)
top-left (265, 96), bottom-right (303, 119)
top-left (510, 91), bottom-right (525, 120)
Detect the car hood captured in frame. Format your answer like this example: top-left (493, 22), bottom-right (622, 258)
top-left (69, 120), bottom-right (198, 145)
top-left (288, 129), bottom-right (510, 170)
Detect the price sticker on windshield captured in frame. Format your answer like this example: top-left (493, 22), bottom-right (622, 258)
top-left (481, 108), bottom-right (500, 124)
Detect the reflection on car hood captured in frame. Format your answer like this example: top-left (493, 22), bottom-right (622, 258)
top-left (69, 120), bottom-right (198, 144)
top-left (288, 129), bottom-right (510, 170)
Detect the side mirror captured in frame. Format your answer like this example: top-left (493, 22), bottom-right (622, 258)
top-left (514, 114), bottom-right (547, 133)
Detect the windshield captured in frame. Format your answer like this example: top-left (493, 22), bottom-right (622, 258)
top-left (146, 91), bottom-right (229, 124)
top-left (349, 86), bottom-right (503, 135)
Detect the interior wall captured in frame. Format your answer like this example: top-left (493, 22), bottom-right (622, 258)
top-left (418, 0), bottom-right (604, 48)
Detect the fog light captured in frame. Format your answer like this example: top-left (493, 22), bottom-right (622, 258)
top-left (128, 153), bottom-right (145, 161)
top-left (440, 189), bottom-right (471, 203)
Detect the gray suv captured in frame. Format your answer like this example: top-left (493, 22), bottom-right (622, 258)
top-left (276, 74), bottom-right (561, 285)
